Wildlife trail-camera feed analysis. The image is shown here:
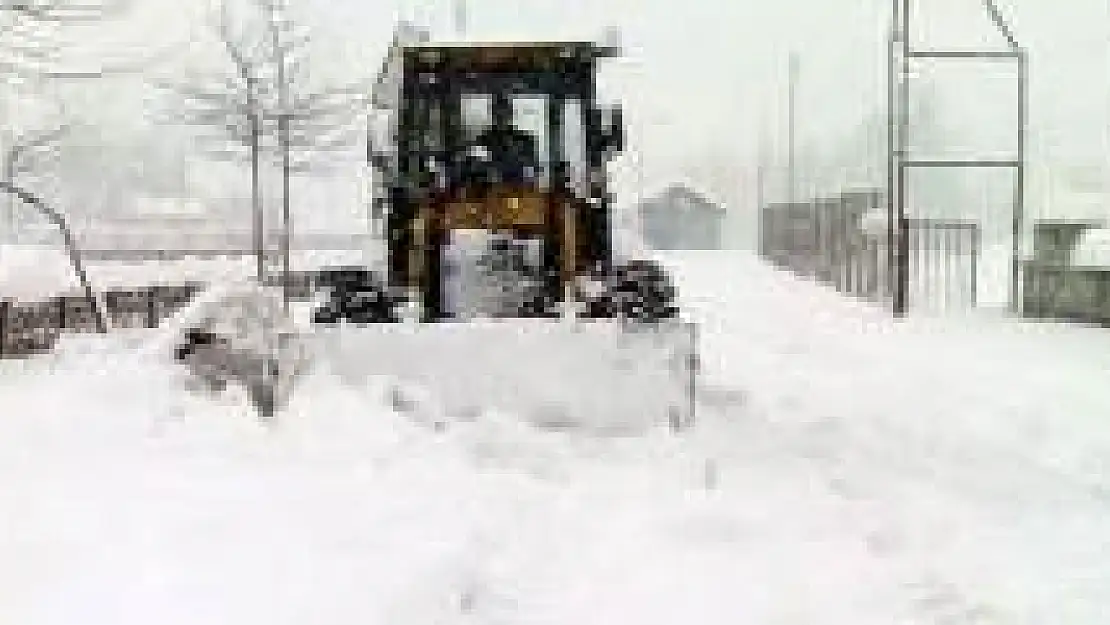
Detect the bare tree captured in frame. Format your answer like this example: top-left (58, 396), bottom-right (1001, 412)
top-left (2, 116), bottom-right (69, 239)
top-left (152, 0), bottom-right (371, 285)
top-left (0, 0), bottom-right (132, 77)
top-left (0, 0), bottom-right (147, 338)
top-left (1, 0), bottom-right (132, 240)
top-left (1, 0), bottom-right (126, 18)
top-left (0, 179), bottom-right (107, 332)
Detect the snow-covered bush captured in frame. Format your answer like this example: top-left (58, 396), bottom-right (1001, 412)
top-left (155, 280), bottom-right (313, 418)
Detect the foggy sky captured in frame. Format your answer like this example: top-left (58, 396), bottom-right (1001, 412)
top-left (7, 0), bottom-right (1110, 222)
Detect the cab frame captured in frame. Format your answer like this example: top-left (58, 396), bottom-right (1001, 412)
top-left (368, 40), bottom-right (623, 320)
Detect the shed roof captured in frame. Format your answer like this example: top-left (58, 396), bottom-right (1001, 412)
top-left (639, 182), bottom-right (726, 215)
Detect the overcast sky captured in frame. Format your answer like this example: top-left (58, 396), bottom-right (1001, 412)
top-left (305, 0), bottom-right (1110, 174)
top-left (8, 0), bottom-right (1110, 222)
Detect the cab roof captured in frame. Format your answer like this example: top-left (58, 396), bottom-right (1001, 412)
top-left (401, 41), bottom-right (618, 73)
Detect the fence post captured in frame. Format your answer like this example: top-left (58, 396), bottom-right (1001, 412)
top-left (971, 227), bottom-right (980, 308)
top-left (0, 300), bottom-right (7, 358)
top-left (683, 321), bottom-right (699, 432)
top-left (147, 290), bottom-right (157, 329)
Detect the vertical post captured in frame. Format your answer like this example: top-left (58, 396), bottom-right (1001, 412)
top-left (280, 112), bottom-right (291, 311)
top-left (786, 52), bottom-right (798, 207)
top-left (146, 289), bottom-right (156, 328)
top-left (971, 224), bottom-right (980, 307)
top-left (938, 227), bottom-right (946, 310)
top-left (250, 83), bottom-right (263, 284)
top-left (944, 227), bottom-right (953, 310)
top-left (548, 88), bottom-right (568, 304)
top-left (0, 300), bottom-right (7, 358)
top-left (886, 5), bottom-right (898, 302)
top-left (756, 107), bottom-right (768, 256)
top-left (4, 152), bottom-right (16, 243)
top-left (1012, 48), bottom-right (1028, 315)
top-left (680, 320), bottom-right (697, 432)
top-left (453, 0), bottom-right (467, 38)
top-left (275, 0), bottom-right (292, 313)
top-left (893, 0), bottom-right (911, 316)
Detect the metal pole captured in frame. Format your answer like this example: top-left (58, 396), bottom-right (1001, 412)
top-left (756, 166), bottom-right (765, 255)
top-left (971, 225), bottom-right (980, 307)
top-left (756, 107), bottom-right (767, 255)
top-left (250, 82), bottom-right (263, 283)
top-left (886, 1), bottom-right (899, 301)
top-left (636, 150), bottom-right (645, 204)
top-left (453, 0), bottom-right (467, 38)
top-left (275, 0), bottom-right (292, 313)
top-left (787, 52), bottom-right (798, 206)
top-left (893, 0), bottom-right (911, 316)
top-left (281, 114), bottom-right (291, 310)
top-left (4, 151), bottom-right (16, 241)
top-left (1012, 48), bottom-right (1027, 314)
top-left (756, 149), bottom-right (764, 211)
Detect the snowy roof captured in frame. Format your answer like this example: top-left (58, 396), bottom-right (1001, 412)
top-left (639, 182), bottom-right (726, 215)
top-left (129, 196), bottom-right (210, 219)
top-left (0, 244), bottom-right (80, 301)
top-left (1071, 228), bottom-right (1110, 268)
top-left (1028, 163), bottom-right (1110, 222)
top-left (393, 14), bottom-right (618, 53)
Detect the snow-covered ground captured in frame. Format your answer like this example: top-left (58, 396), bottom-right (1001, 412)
top-left (2, 250), bottom-right (1109, 624)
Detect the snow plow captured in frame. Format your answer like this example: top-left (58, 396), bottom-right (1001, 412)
top-left (313, 36), bottom-right (699, 434)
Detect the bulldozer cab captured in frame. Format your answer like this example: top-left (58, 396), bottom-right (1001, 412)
top-left (369, 40), bottom-right (624, 320)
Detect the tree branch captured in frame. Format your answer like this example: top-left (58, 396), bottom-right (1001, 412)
top-left (1, 0), bottom-right (129, 22)
top-left (0, 179), bottom-right (108, 333)
top-left (153, 0), bottom-right (370, 170)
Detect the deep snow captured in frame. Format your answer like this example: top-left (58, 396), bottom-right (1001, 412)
top-left (1, 250), bottom-right (1109, 624)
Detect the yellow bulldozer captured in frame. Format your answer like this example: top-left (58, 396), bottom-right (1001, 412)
top-left (312, 31), bottom-right (699, 434)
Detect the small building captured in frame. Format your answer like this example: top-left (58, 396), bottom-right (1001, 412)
top-left (637, 183), bottom-right (726, 251)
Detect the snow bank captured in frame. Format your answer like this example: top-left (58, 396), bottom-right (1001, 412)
top-left (0, 344), bottom-right (529, 625)
top-left (0, 244), bottom-right (80, 301)
top-left (1071, 227), bottom-right (1110, 267)
top-left (2, 241), bottom-right (386, 304)
top-left (659, 250), bottom-right (1110, 623)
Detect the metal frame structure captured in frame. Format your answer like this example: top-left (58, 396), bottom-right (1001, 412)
top-left (887, 0), bottom-right (1027, 316)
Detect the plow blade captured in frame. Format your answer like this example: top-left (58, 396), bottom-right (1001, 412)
top-left (320, 319), bottom-right (698, 435)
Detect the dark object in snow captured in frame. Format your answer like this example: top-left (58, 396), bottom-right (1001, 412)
top-left (473, 236), bottom-right (555, 318)
top-left (174, 327), bottom-right (218, 361)
top-left (313, 267), bottom-right (401, 325)
top-left (169, 284), bottom-right (311, 418)
top-left (580, 259), bottom-right (679, 323)
top-left (611, 259), bottom-right (680, 322)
